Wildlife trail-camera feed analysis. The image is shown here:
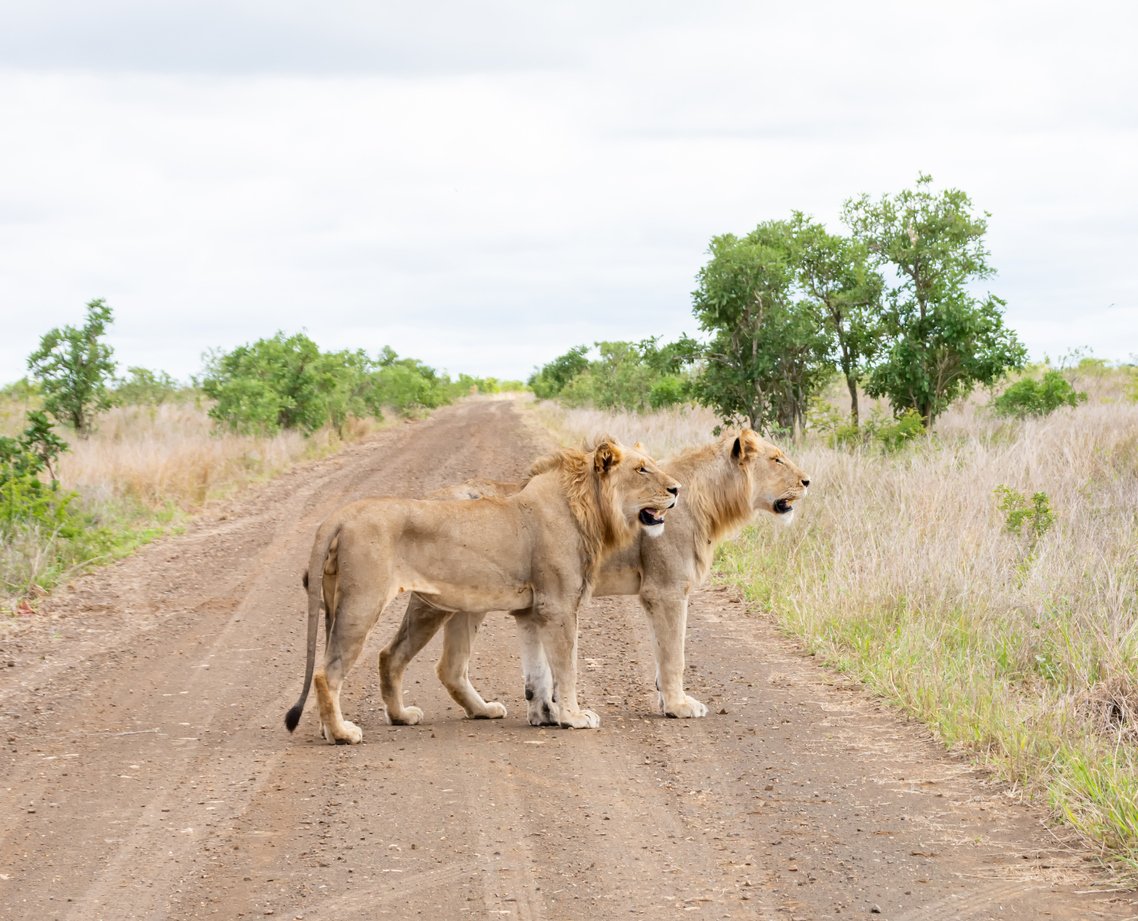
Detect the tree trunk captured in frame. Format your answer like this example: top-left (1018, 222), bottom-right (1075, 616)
top-left (846, 374), bottom-right (860, 429)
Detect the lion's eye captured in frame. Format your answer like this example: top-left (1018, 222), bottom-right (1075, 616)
top-left (637, 466), bottom-right (647, 474)
top-left (774, 457), bottom-right (784, 465)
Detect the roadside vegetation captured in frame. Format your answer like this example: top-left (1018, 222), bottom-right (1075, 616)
top-left (2, 302), bottom-right (519, 614)
top-left (537, 361), bottom-right (1138, 878)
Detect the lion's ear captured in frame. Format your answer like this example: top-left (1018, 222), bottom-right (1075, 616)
top-left (594, 441), bottom-right (623, 474)
top-left (732, 430), bottom-right (761, 462)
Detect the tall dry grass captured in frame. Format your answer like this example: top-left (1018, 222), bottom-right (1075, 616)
top-left (2, 400), bottom-right (383, 611)
top-left (57, 403), bottom-right (371, 510)
top-left (535, 373), bottom-right (1138, 876)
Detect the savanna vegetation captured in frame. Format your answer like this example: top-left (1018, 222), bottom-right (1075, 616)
top-left (525, 174), bottom-right (1136, 875)
top-left (536, 359), bottom-right (1138, 878)
top-left (2, 302), bottom-right (519, 612)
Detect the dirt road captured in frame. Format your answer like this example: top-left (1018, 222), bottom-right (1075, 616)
top-left (1, 399), bottom-right (1133, 920)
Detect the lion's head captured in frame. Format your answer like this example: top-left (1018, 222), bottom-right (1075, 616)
top-left (533, 438), bottom-right (680, 554)
top-left (731, 429), bottom-right (810, 523)
top-left (594, 439), bottom-right (681, 540)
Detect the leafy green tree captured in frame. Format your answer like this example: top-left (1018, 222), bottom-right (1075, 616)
top-left (27, 299), bottom-right (117, 437)
top-left (201, 332), bottom-right (339, 434)
top-left (842, 175), bottom-right (1026, 428)
top-left (790, 213), bottom-right (883, 428)
top-left (528, 345), bottom-right (591, 400)
top-left (689, 221), bottom-right (831, 435)
top-left (371, 353), bottom-right (453, 417)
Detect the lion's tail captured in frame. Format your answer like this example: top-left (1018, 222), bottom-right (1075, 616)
top-left (284, 521), bottom-right (341, 733)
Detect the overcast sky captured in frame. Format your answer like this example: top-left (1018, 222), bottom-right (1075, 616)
top-left (2, 1), bottom-right (1136, 386)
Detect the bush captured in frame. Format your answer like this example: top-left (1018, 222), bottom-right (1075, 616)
top-left (115, 367), bottom-right (183, 406)
top-left (993, 370), bottom-right (1087, 419)
top-left (0, 411), bottom-right (81, 538)
top-left (200, 335), bottom-right (463, 434)
top-left (648, 374), bottom-right (689, 410)
top-left (529, 340), bottom-right (696, 413)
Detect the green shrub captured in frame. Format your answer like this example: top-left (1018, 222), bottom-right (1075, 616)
top-left (648, 374), bottom-right (689, 409)
top-left (993, 370), bottom-right (1087, 419)
top-left (995, 485), bottom-right (1055, 542)
top-left (0, 411), bottom-right (82, 539)
top-left (115, 367), bottom-right (183, 406)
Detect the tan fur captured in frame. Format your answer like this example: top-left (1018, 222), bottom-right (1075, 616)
top-left (284, 439), bottom-right (680, 742)
top-left (381, 429), bottom-right (809, 725)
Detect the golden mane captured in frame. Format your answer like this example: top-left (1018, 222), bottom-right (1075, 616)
top-left (524, 440), bottom-right (633, 578)
top-left (663, 433), bottom-right (754, 545)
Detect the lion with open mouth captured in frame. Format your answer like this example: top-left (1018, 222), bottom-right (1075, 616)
top-left (285, 438), bottom-right (680, 742)
top-left (379, 429), bottom-right (809, 727)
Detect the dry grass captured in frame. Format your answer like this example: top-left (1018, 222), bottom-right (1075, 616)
top-left (2, 400), bottom-right (384, 610)
top-left (534, 377), bottom-right (1138, 877)
top-left (57, 403), bottom-right (379, 511)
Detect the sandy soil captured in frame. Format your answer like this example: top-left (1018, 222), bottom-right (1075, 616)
top-left (1, 398), bottom-right (1134, 920)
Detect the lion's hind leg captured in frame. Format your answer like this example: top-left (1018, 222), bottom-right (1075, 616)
top-left (316, 583), bottom-right (388, 744)
top-left (438, 612), bottom-right (507, 719)
top-left (378, 594), bottom-right (449, 726)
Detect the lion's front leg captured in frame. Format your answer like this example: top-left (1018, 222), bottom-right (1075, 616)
top-left (516, 614), bottom-right (557, 726)
top-left (536, 607), bottom-right (600, 730)
top-left (640, 589), bottom-right (708, 719)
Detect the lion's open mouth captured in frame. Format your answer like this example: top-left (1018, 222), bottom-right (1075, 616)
top-left (773, 498), bottom-right (794, 515)
top-left (639, 507), bottom-right (668, 527)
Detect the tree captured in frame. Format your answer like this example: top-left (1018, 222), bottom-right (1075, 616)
top-left (528, 345), bottom-right (591, 400)
top-left (790, 213), bottom-right (883, 428)
top-left (842, 175), bottom-right (1026, 428)
top-left (27, 298), bottom-right (117, 437)
top-left (689, 221), bottom-right (831, 435)
top-left (201, 332), bottom-right (337, 434)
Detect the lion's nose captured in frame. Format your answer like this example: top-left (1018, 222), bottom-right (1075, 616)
top-left (667, 485), bottom-right (680, 496)
top-left (801, 477), bottom-right (811, 488)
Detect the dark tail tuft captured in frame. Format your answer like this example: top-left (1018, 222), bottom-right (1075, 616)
top-left (301, 570), bottom-right (309, 590)
top-left (284, 704), bottom-right (302, 733)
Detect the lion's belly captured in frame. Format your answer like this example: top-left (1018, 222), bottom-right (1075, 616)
top-left (413, 580), bottom-right (534, 614)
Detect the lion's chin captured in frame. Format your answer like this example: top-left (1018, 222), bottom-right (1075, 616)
top-left (641, 522), bottom-right (666, 539)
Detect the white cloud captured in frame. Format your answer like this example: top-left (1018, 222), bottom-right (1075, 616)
top-left (2, 1), bottom-right (1137, 387)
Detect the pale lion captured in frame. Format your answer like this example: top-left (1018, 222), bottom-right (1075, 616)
top-left (284, 439), bottom-right (680, 743)
top-left (380, 429), bottom-right (809, 726)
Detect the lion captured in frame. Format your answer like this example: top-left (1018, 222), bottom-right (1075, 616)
top-left (378, 429), bottom-right (809, 726)
top-left (284, 438), bottom-right (681, 743)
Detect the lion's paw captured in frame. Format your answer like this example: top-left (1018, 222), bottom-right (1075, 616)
top-left (660, 693), bottom-right (709, 719)
top-left (471, 701), bottom-right (508, 720)
top-left (321, 720), bottom-right (364, 744)
top-left (528, 698), bottom-right (559, 727)
top-left (559, 708), bottom-right (601, 730)
top-left (387, 706), bottom-right (424, 726)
